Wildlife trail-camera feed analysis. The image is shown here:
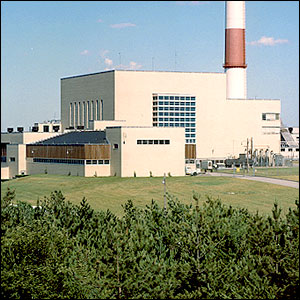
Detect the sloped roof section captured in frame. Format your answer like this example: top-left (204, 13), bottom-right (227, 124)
top-left (31, 131), bottom-right (108, 145)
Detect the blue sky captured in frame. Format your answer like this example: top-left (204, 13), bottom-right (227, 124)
top-left (1, 1), bottom-right (299, 130)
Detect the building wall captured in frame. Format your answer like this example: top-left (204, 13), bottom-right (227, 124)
top-left (106, 127), bottom-right (122, 176)
top-left (1, 166), bottom-right (9, 180)
top-left (114, 70), bottom-right (280, 158)
top-left (1, 132), bottom-right (60, 145)
top-left (6, 144), bottom-right (25, 178)
top-left (61, 71), bottom-right (115, 130)
top-left (197, 98), bottom-right (281, 159)
top-left (84, 164), bottom-right (110, 177)
top-left (107, 126), bottom-right (185, 177)
top-left (60, 70), bottom-right (281, 161)
top-left (27, 158), bottom-right (85, 176)
top-left (91, 120), bottom-right (127, 131)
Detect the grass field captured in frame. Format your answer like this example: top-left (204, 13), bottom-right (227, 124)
top-left (1, 174), bottom-right (298, 217)
top-left (216, 166), bottom-right (299, 182)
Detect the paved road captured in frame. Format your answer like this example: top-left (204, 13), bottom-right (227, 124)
top-left (202, 172), bottom-right (299, 189)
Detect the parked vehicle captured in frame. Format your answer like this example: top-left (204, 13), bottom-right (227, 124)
top-left (200, 160), bottom-right (213, 172)
top-left (213, 163), bottom-right (226, 170)
top-left (185, 165), bottom-right (201, 176)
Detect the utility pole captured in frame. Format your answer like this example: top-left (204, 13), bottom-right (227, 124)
top-left (246, 138), bottom-right (249, 172)
top-left (163, 173), bottom-right (166, 212)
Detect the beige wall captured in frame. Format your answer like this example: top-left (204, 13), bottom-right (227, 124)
top-left (106, 126), bottom-right (185, 177)
top-left (196, 98), bottom-right (281, 159)
top-left (92, 120), bottom-right (127, 131)
top-left (61, 71), bottom-right (115, 130)
top-left (84, 164), bottom-right (110, 177)
top-left (1, 166), bottom-right (9, 180)
top-left (113, 70), bottom-right (280, 159)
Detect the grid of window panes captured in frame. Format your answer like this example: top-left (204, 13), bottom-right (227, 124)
top-left (152, 94), bottom-right (196, 144)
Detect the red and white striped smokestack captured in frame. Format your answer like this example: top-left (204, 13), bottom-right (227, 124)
top-left (223, 1), bottom-right (247, 99)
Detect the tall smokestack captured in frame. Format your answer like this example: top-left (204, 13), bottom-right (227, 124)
top-left (223, 1), bottom-right (247, 99)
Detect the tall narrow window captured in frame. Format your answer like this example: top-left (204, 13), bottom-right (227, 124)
top-left (87, 101), bottom-right (90, 123)
top-left (96, 100), bottom-right (100, 120)
top-left (69, 103), bottom-right (73, 127)
top-left (78, 102), bottom-right (82, 126)
top-left (83, 102), bottom-right (86, 128)
top-left (74, 102), bottom-right (78, 127)
top-left (93, 100), bottom-right (96, 121)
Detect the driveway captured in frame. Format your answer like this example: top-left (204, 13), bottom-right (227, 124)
top-left (203, 172), bottom-right (299, 189)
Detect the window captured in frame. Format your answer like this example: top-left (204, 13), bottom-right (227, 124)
top-left (104, 160), bottom-right (110, 164)
top-left (10, 157), bottom-right (15, 162)
top-left (153, 94), bottom-right (196, 144)
top-left (92, 160), bottom-right (97, 164)
top-left (288, 149), bottom-right (293, 152)
top-left (98, 160), bottom-right (104, 164)
top-left (86, 160), bottom-right (92, 164)
top-left (113, 144), bottom-right (119, 149)
top-left (43, 125), bottom-right (49, 132)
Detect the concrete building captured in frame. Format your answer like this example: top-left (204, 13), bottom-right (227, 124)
top-left (61, 69), bottom-right (281, 163)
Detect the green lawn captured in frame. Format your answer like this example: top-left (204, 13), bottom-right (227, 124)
top-left (216, 166), bottom-right (299, 182)
top-left (1, 174), bottom-right (298, 217)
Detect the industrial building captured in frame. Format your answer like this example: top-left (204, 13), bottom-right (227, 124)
top-left (1, 1), bottom-right (296, 179)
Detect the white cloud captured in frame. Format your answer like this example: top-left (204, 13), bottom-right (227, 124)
top-left (129, 61), bottom-right (142, 70)
top-left (248, 36), bottom-right (289, 46)
top-left (97, 18), bottom-right (104, 23)
top-left (104, 58), bottom-right (113, 66)
top-left (80, 50), bottom-right (89, 55)
top-left (110, 22), bottom-right (136, 29)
